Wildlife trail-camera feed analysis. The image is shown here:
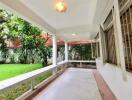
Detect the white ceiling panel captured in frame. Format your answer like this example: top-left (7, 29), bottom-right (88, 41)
top-left (20, 0), bottom-right (97, 30)
top-left (0, 0), bottom-right (112, 41)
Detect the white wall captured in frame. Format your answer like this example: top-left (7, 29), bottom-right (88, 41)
top-left (96, 58), bottom-right (132, 100)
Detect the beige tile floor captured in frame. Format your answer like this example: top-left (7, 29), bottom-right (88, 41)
top-left (33, 68), bottom-right (102, 100)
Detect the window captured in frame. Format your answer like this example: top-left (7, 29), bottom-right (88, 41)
top-left (105, 26), bottom-right (117, 65)
top-left (120, 5), bottom-right (132, 71)
top-left (103, 9), bottom-right (117, 65)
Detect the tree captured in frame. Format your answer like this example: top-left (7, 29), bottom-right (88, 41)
top-left (0, 9), bottom-right (9, 63)
top-left (69, 44), bottom-right (92, 60)
top-left (35, 37), bottom-right (52, 66)
top-left (0, 9), bottom-right (52, 65)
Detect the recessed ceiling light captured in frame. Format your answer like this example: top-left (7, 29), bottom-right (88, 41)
top-left (72, 33), bottom-right (77, 36)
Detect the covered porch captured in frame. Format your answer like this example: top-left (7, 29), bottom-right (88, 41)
top-left (0, 0), bottom-right (132, 100)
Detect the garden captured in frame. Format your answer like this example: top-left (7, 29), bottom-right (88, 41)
top-left (0, 9), bottom-right (52, 79)
top-left (0, 9), bottom-right (53, 100)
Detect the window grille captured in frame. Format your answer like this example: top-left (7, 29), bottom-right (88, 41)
top-left (120, 5), bottom-right (132, 71)
top-left (118, 0), bottom-right (129, 9)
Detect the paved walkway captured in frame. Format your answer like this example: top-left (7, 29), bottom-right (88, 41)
top-left (33, 68), bottom-right (102, 100)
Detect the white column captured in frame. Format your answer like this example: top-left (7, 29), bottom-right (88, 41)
top-left (99, 31), bottom-right (103, 62)
top-left (91, 43), bottom-right (93, 59)
top-left (96, 41), bottom-right (99, 57)
top-left (52, 35), bottom-right (57, 74)
top-left (114, 0), bottom-right (127, 81)
top-left (65, 42), bottom-right (68, 61)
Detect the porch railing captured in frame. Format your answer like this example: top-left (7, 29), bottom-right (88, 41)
top-left (0, 61), bottom-right (67, 93)
top-left (0, 60), bottom-right (95, 98)
top-left (69, 60), bottom-right (96, 68)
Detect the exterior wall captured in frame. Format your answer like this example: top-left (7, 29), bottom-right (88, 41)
top-left (98, 0), bottom-right (127, 80)
top-left (96, 1), bottom-right (132, 99)
top-left (96, 58), bottom-right (132, 100)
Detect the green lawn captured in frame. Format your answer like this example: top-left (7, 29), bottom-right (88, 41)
top-left (0, 64), bottom-right (42, 81)
top-left (0, 64), bottom-right (52, 100)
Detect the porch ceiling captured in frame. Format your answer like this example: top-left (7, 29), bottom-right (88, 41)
top-left (0, 0), bottom-right (112, 42)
